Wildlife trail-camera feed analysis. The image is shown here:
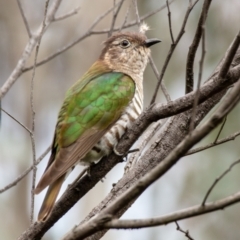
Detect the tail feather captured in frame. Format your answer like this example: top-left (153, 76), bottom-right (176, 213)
top-left (37, 174), bottom-right (65, 221)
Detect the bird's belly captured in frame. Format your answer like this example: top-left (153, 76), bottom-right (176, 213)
top-left (80, 91), bottom-right (143, 165)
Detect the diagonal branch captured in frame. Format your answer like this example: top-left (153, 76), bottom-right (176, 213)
top-left (185, 0), bottom-right (212, 93)
top-left (0, 0), bottom-right (62, 100)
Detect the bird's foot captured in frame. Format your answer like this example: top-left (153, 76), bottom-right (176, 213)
top-left (114, 147), bottom-right (140, 162)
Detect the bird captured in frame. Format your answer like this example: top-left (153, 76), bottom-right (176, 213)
top-left (34, 29), bottom-right (160, 221)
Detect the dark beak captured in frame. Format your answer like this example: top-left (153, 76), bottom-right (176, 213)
top-left (145, 38), bottom-right (161, 48)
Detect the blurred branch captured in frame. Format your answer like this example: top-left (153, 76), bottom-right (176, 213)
top-left (132, 0), bottom-right (141, 27)
top-left (150, 0), bottom-right (199, 104)
top-left (108, 0), bottom-right (125, 37)
top-left (166, 0), bottom-right (175, 43)
top-left (22, 0), bottom-right (175, 73)
top-left (185, 0), bottom-right (212, 94)
top-left (62, 74), bottom-right (240, 240)
top-left (185, 130), bottom-right (240, 156)
top-left (189, 22), bottom-right (206, 132)
top-left (1, 108), bottom-right (31, 133)
top-left (53, 6), bottom-right (81, 21)
top-left (16, 0), bottom-right (32, 37)
top-left (149, 57), bottom-right (171, 102)
top-left (0, 145), bottom-right (51, 194)
top-left (119, 2), bottom-right (131, 31)
top-left (202, 158), bottom-right (240, 206)
top-left (213, 117), bottom-right (227, 143)
top-left (175, 221), bottom-right (194, 240)
top-left (29, 0), bottom-right (50, 223)
top-left (22, 1), bottom-right (123, 73)
top-left (103, 0), bottom-right (177, 33)
top-left (0, 0), bottom-right (62, 100)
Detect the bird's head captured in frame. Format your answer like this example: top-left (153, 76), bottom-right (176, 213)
top-left (100, 32), bottom-right (161, 80)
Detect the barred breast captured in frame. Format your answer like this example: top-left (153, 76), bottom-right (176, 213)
top-left (81, 85), bottom-right (143, 165)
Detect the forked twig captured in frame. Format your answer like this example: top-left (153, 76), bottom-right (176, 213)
top-left (0, 145), bottom-right (51, 194)
top-left (202, 159), bottom-right (240, 206)
top-left (150, 0), bottom-right (199, 104)
top-left (175, 221), bottom-right (194, 240)
top-left (53, 6), bottom-right (81, 21)
top-left (16, 0), bottom-right (31, 37)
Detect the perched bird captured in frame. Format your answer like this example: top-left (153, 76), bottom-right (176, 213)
top-left (34, 30), bottom-right (160, 221)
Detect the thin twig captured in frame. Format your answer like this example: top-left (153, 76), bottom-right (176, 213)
top-left (132, 0), bottom-right (141, 27)
top-left (91, 0), bottom-right (177, 35)
top-left (189, 22), bottom-right (206, 132)
top-left (1, 108), bottom-right (31, 133)
top-left (22, 1), bottom-right (123, 73)
top-left (202, 159), bottom-right (240, 206)
top-left (21, 1), bottom-right (176, 74)
top-left (108, 0), bottom-right (125, 37)
top-left (16, 0), bottom-right (32, 37)
top-left (214, 117), bottom-right (227, 143)
top-left (53, 6), bottom-right (80, 21)
top-left (0, 145), bottom-right (51, 194)
top-left (0, 0), bottom-right (62, 99)
top-left (185, 0), bottom-right (212, 94)
top-left (30, 0), bottom-right (50, 223)
top-left (119, 3), bottom-right (131, 32)
top-left (166, 0), bottom-right (175, 43)
top-left (175, 221), bottom-right (194, 240)
top-left (186, 130), bottom-right (240, 156)
top-left (149, 57), bottom-right (171, 102)
top-left (150, 0), bottom-right (199, 104)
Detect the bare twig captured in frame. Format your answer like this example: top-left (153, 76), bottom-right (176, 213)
top-left (149, 57), bottom-right (171, 102)
top-left (185, 0), bottom-right (212, 94)
top-left (202, 159), bottom-right (240, 206)
top-left (132, 0), bottom-right (141, 27)
top-left (108, 0), bottom-right (125, 36)
top-left (0, 145), bottom-right (51, 194)
top-left (214, 117), bottom-right (227, 143)
top-left (30, 0), bottom-right (50, 223)
top-left (1, 108), bottom-right (31, 133)
top-left (21, 1), bottom-right (176, 74)
top-left (175, 221), bottom-right (194, 240)
top-left (0, 0), bottom-right (62, 100)
top-left (16, 0), bottom-right (32, 37)
top-left (150, 0), bottom-right (199, 104)
top-left (22, 1), bottom-right (123, 73)
top-left (186, 130), bottom-right (240, 155)
top-left (189, 23), bottom-right (206, 132)
top-left (53, 6), bottom-right (80, 21)
top-left (119, 3), bottom-right (131, 31)
top-left (166, 0), bottom-right (175, 43)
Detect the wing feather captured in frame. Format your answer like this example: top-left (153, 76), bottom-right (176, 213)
top-left (35, 67), bottom-right (135, 194)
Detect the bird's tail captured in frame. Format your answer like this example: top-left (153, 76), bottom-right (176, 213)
top-left (37, 174), bottom-right (65, 221)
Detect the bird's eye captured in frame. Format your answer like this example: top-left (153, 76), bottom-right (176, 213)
top-left (120, 39), bottom-right (131, 48)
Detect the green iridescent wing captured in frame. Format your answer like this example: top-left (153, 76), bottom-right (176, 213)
top-left (35, 63), bottom-right (135, 193)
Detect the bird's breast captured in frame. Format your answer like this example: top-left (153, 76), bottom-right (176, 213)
top-left (81, 86), bottom-right (143, 165)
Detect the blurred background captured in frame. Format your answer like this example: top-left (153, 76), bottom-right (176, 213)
top-left (1, 0), bottom-right (240, 239)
